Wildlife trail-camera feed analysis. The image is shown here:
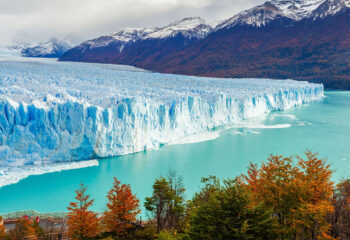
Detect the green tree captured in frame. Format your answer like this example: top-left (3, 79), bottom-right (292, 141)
top-left (191, 175), bottom-right (221, 206)
top-left (144, 171), bottom-right (186, 233)
top-left (166, 170), bottom-right (186, 232)
top-left (145, 177), bottom-right (173, 233)
top-left (188, 178), bottom-right (277, 240)
top-left (158, 230), bottom-right (178, 240)
top-left (133, 226), bottom-right (157, 240)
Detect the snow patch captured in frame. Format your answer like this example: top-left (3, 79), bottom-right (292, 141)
top-left (215, 0), bottom-right (350, 29)
top-left (146, 17), bottom-right (212, 39)
top-left (77, 17), bottom-right (212, 53)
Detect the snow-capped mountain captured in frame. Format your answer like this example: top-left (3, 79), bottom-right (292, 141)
top-left (310, 0), bottom-right (350, 19)
top-left (59, 0), bottom-right (350, 89)
top-left (65, 17), bottom-right (211, 55)
top-left (215, 0), bottom-right (350, 29)
top-left (216, 2), bottom-right (289, 29)
top-left (21, 39), bottom-right (73, 58)
top-left (270, 0), bottom-right (326, 19)
top-left (81, 28), bottom-right (155, 53)
top-left (146, 17), bottom-right (212, 39)
top-left (216, 0), bottom-right (324, 29)
top-left (60, 17), bottom-right (212, 62)
top-left (152, 0), bottom-right (350, 90)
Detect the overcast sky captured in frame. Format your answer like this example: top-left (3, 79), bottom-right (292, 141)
top-left (0, 0), bottom-right (264, 45)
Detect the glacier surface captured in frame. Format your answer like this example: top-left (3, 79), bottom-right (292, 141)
top-left (0, 58), bottom-right (323, 185)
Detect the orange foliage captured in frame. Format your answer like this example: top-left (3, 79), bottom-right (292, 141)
top-left (294, 152), bottom-right (334, 239)
top-left (7, 216), bottom-right (37, 239)
top-left (244, 151), bottom-right (334, 240)
top-left (0, 217), bottom-right (5, 239)
top-left (67, 183), bottom-right (99, 240)
top-left (103, 177), bottom-right (140, 236)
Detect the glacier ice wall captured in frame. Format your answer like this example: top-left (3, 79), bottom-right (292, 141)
top-left (0, 60), bottom-right (324, 167)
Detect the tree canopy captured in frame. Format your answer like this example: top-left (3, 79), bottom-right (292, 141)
top-left (67, 183), bottom-right (99, 240)
top-left (104, 177), bottom-right (140, 236)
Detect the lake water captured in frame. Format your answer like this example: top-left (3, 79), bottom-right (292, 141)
top-left (0, 91), bottom-right (349, 215)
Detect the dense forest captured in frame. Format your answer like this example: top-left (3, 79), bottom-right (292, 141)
top-left (1, 151), bottom-right (350, 240)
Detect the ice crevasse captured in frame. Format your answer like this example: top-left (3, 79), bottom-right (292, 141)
top-left (0, 60), bottom-right (324, 167)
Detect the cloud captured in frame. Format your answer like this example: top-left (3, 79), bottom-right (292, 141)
top-left (0, 0), bottom-right (264, 45)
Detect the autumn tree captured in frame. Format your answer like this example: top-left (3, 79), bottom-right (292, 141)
top-left (0, 226), bottom-right (5, 240)
top-left (244, 151), bottom-right (334, 240)
top-left (31, 217), bottom-right (45, 239)
top-left (104, 177), bottom-right (140, 237)
top-left (294, 152), bottom-right (334, 239)
top-left (67, 183), bottom-right (99, 240)
top-left (7, 216), bottom-right (36, 240)
top-left (0, 217), bottom-right (6, 239)
top-left (329, 179), bottom-right (350, 239)
top-left (188, 178), bottom-right (277, 240)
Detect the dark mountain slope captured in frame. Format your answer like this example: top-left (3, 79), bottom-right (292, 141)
top-left (60, 17), bottom-right (212, 64)
top-left (59, 0), bottom-right (350, 89)
top-left (141, 10), bottom-right (350, 89)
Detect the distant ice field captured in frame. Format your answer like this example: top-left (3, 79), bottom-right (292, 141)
top-left (0, 58), bottom-right (323, 187)
top-left (0, 59), bottom-right (319, 106)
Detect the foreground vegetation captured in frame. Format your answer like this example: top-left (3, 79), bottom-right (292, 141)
top-left (1, 151), bottom-right (350, 240)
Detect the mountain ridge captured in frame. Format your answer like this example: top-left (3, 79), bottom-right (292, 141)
top-left (59, 17), bottom-right (212, 62)
top-left (22, 41), bottom-right (70, 58)
top-left (59, 0), bottom-right (350, 89)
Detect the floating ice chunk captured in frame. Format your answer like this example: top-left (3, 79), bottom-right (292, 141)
top-left (0, 160), bottom-right (99, 188)
top-left (234, 123), bottom-right (292, 129)
top-left (167, 131), bottom-right (221, 145)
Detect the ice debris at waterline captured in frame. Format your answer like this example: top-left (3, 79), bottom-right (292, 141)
top-left (0, 60), bottom-right (323, 168)
top-left (0, 160), bottom-right (99, 188)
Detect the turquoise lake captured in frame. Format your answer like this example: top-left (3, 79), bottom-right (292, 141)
top-left (0, 91), bottom-right (349, 215)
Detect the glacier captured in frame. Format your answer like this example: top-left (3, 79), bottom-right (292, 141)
top-left (0, 57), bottom-right (323, 186)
